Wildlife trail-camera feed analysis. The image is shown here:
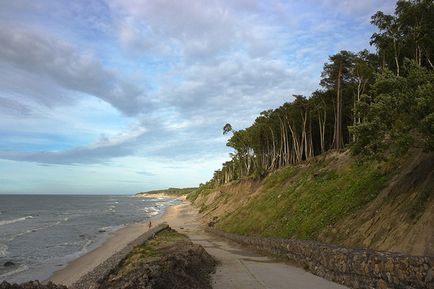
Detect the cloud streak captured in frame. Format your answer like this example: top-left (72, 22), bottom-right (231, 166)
top-left (0, 126), bottom-right (147, 164)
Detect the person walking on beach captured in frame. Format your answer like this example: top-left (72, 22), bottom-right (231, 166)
top-left (148, 220), bottom-right (152, 229)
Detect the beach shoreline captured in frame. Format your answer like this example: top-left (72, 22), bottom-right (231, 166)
top-left (47, 199), bottom-right (187, 287)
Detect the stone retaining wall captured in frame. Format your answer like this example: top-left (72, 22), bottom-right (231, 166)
top-left (206, 228), bottom-right (433, 289)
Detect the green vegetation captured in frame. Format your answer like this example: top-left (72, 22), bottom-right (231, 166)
top-left (114, 229), bottom-right (188, 277)
top-left (216, 154), bottom-right (390, 239)
top-left (187, 183), bottom-right (214, 202)
top-left (136, 187), bottom-right (197, 197)
top-left (202, 0), bottom-right (434, 187)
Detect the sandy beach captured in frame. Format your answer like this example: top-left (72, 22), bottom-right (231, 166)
top-left (48, 199), bottom-right (188, 287)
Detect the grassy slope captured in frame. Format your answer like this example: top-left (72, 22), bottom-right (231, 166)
top-left (112, 229), bottom-right (189, 278)
top-left (216, 151), bottom-right (389, 240)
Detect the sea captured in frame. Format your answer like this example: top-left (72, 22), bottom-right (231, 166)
top-left (0, 194), bottom-right (179, 283)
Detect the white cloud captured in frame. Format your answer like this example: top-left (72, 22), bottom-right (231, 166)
top-left (109, 0), bottom-right (286, 61)
top-left (156, 54), bottom-right (307, 121)
top-left (0, 25), bottom-right (146, 115)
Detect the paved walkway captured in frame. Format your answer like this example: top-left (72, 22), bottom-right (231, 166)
top-left (166, 203), bottom-right (348, 289)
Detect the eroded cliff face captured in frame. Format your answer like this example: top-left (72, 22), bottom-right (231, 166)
top-left (319, 150), bottom-right (434, 256)
top-left (194, 178), bottom-right (263, 224)
top-left (191, 150), bottom-right (434, 256)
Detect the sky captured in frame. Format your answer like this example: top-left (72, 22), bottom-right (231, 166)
top-left (0, 0), bottom-right (396, 194)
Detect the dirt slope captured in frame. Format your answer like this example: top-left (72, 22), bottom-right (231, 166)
top-left (319, 150), bottom-right (434, 256)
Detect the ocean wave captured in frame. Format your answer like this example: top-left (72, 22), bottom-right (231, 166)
top-left (142, 207), bottom-right (160, 216)
top-left (154, 201), bottom-right (171, 208)
top-left (6, 217), bottom-right (68, 242)
top-left (81, 239), bottom-right (93, 251)
top-left (0, 216), bottom-right (33, 227)
top-left (50, 238), bottom-right (94, 265)
top-left (98, 225), bottom-right (117, 233)
top-left (0, 264), bottom-right (29, 279)
top-left (0, 242), bottom-right (8, 257)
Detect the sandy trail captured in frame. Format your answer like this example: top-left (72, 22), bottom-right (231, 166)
top-left (168, 202), bottom-right (348, 289)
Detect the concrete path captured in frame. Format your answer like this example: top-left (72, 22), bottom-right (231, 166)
top-left (166, 203), bottom-right (348, 289)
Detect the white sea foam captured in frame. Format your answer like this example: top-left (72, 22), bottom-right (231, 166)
top-left (98, 225), bottom-right (116, 233)
top-left (0, 242), bottom-right (8, 257)
top-left (7, 217), bottom-right (68, 242)
top-left (0, 264), bottom-right (29, 279)
top-left (155, 201), bottom-right (169, 208)
top-left (81, 239), bottom-right (93, 252)
top-left (0, 216), bottom-right (33, 227)
top-left (143, 207), bottom-right (160, 216)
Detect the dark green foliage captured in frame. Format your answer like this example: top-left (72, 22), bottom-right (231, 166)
top-left (351, 62), bottom-right (434, 157)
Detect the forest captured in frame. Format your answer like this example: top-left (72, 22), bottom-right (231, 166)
top-left (208, 0), bottom-right (434, 186)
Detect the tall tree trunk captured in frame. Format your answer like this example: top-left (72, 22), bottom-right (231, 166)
top-left (335, 60), bottom-right (344, 149)
top-left (268, 126), bottom-right (277, 170)
top-left (283, 115), bottom-right (292, 164)
top-left (305, 110), bottom-right (313, 158)
top-left (318, 115), bottom-right (324, 153)
top-left (393, 38), bottom-right (400, 76)
top-left (302, 110), bottom-right (307, 159)
top-left (246, 152), bottom-right (251, 176)
top-left (288, 124), bottom-right (302, 163)
top-left (266, 135), bottom-right (271, 171)
top-left (423, 46), bottom-right (434, 69)
top-left (279, 119), bottom-right (284, 168)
